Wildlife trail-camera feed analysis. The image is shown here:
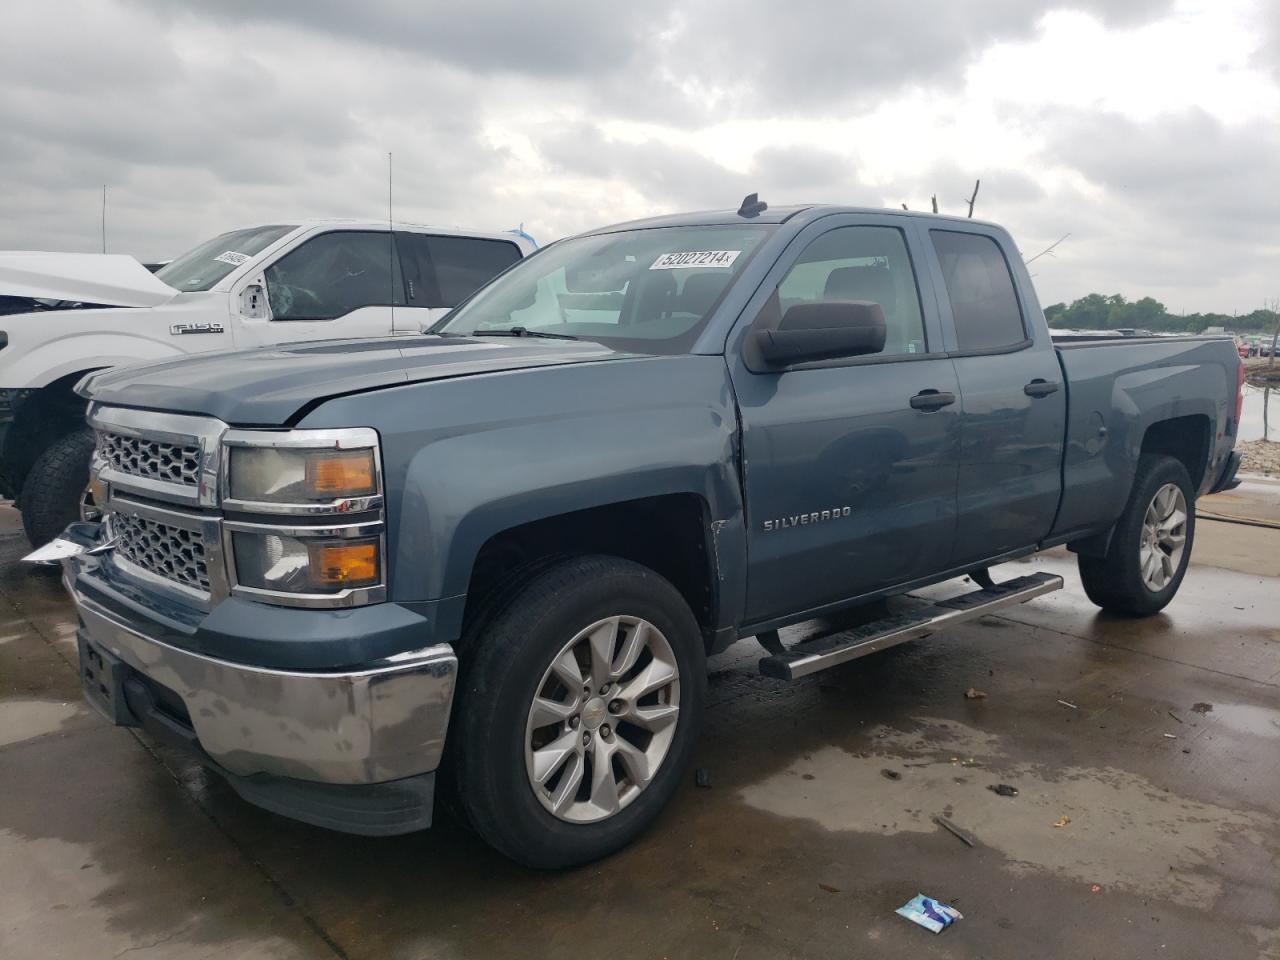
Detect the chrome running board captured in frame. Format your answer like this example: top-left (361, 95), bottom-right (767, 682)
top-left (757, 573), bottom-right (1063, 680)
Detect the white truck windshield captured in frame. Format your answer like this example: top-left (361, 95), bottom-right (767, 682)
top-left (155, 224), bottom-right (296, 292)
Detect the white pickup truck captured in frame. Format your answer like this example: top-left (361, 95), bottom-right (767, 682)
top-left (0, 220), bottom-right (537, 545)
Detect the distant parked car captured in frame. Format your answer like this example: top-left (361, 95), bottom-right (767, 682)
top-left (0, 220), bottom-right (537, 545)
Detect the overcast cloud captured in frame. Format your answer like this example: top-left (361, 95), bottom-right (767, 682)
top-left (1, 0), bottom-right (1276, 311)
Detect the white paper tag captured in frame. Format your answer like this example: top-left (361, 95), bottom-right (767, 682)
top-left (22, 538), bottom-right (87, 564)
top-left (650, 250), bottom-right (741, 270)
top-left (213, 250), bottom-right (250, 266)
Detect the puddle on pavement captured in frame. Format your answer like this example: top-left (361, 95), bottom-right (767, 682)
top-left (1239, 384), bottom-right (1277, 442)
top-left (0, 699), bottom-right (86, 748)
top-left (739, 716), bottom-right (1267, 908)
top-left (1203, 702), bottom-right (1280, 739)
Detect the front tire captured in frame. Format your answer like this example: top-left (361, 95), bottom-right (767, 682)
top-left (452, 555), bottom-right (705, 869)
top-left (1078, 454), bottom-right (1195, 616)
top-left (20, 429), bottom-right (95, 547)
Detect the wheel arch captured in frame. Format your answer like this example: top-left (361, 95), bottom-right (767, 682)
top-left (1, 369), bottom-right (100, 499)
top-left (456, 494), bottom-right (724, 654)
top-left (1139, 414), bottom-right (1212, 492)
top-left (1069, 419), bottom-right (1209, 560)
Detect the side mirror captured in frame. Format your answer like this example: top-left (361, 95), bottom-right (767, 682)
top-left (753, 301), bottom-right (887, 367)
top-left (240, 278), bottom-right (269, 320)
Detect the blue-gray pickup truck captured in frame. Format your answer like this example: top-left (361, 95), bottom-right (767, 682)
top-left (41, 199), bottom-right (1244, 868)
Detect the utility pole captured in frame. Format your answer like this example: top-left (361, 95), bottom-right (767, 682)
top-left (101, 185), bottom-right (107, 253)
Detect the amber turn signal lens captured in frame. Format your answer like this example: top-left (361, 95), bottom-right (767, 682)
top-left (305, 450), bottom-right (376, 497)
top-left (87, 470), bottom-right (107, 511)
top-left (308, 540), bottom-right (379, 587)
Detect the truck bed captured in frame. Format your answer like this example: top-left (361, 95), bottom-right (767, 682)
top-left (1051, 335), bottom-right (1239, 538)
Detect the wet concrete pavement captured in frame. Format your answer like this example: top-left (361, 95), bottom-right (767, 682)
top-left (1, 497), bottom-right (1277, 959)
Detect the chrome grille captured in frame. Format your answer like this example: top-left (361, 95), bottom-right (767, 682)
top-left (111, 512), bottom-right (211, 593)
top-left (98, 430), bottom-right (201, 488)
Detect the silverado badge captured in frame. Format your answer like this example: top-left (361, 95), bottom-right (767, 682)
top-left (763, 507), bottom-right (852, 531)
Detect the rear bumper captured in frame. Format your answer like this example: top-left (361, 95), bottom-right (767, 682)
top-left (1209, 450), bottom-right (1242, 494)
top-left (65, 546), bottom-right (456, 835)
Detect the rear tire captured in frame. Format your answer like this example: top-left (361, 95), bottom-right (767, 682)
top-left (452, 555), bottom-right (705, 869)
top-left (1078, 454), bottom-right (1195, 616)
top-left (20, 429), bottom-right (95, 547)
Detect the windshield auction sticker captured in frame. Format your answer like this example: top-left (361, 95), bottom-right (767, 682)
top-left (650, 250), bottom-right (741, 270)
top-left (213, 250), bottom-right (251, 266)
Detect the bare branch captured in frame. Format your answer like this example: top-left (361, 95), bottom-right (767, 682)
top-left (931, 194), bottom-right (938, 214)
top-left (901, 203), bottom-right (909, 210)
top-left (965, 179), bottom-right (981, 218)
top-left (1024, 233), bottom-right (1071, 265)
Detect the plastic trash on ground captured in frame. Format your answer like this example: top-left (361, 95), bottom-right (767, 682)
top-left (896, 893), bottom-right (963, 934)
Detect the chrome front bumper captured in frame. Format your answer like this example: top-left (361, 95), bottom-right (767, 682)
top-left (73, 585), bottom-right (457, 786)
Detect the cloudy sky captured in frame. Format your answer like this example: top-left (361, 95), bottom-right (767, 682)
top-left (2, 0), bottom-right (1277, 312)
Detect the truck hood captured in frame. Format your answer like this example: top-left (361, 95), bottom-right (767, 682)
top-left (80, 335), bottom-right (636, 425)
top-left (0, 251), bottom-right (179, 308)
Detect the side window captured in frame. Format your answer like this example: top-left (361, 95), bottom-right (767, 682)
top-left (929, 230), bottom-right (1026, 352)
top-left (265, 232), bottom-right (403, 321)
top-left (774, 226), bottom-right (927, 356)
top-left (402, 235), bottom-right (522, 308)
top-left (396, 232), bottom-right (441, 308)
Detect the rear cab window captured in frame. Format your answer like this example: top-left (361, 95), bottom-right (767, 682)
top-left (399, 234), bottom-right (523, 308)
top-left (929, 230), bottom-right (1026, 352)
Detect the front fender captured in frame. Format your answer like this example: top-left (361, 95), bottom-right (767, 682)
top-left (0, 330), bottom-right (188, 388)
top-left (299, 355), bottom-right (746, 617)
top-left (0, 297), bottom-right (233, 388)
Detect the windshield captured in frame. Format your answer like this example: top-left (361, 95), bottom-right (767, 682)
top-left (155, 224), bottom-right (296, 292)
top-left (432, 224), bottom-right (775, 353)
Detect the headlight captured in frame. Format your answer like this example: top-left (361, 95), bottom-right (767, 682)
top-left (231, 529), bottom-right (381, 595)
top-left (228, 446), bottom-right (377, 505)
top-left (221, 427), bottom-right (385, 607)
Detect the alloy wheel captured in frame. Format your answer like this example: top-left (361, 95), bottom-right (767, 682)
top-left (1140, 482), bottom-right (1187, 592)
top-left (524, 615), bottom-right (681, 823)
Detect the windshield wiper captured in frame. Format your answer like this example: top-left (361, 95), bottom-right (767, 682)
top-left (467, 326), bottom-right (578, 341)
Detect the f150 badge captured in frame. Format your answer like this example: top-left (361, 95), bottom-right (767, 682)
top-left (169, 322), bottom-right (225, 336)
top-left (763, 506), bottom-right (852, 531)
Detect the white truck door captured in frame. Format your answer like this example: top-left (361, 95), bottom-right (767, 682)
top-left (233, 230), bottom-right (403, 348)
top-left (394, 231), bottom-right (525, 333)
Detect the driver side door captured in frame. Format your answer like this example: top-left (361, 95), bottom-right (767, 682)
top-left (728, 216), bottom-right (962, 626)
top-left (235, 230), bottom-right (405, 348)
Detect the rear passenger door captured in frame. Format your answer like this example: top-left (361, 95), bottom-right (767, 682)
top-left (395, 233), bottom-right (523, 332)
top-left (925, 228), bottom-right (1066, 565)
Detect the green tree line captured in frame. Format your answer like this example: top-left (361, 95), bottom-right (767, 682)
top-left (1044, 293), bottom-right (1279, 335)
